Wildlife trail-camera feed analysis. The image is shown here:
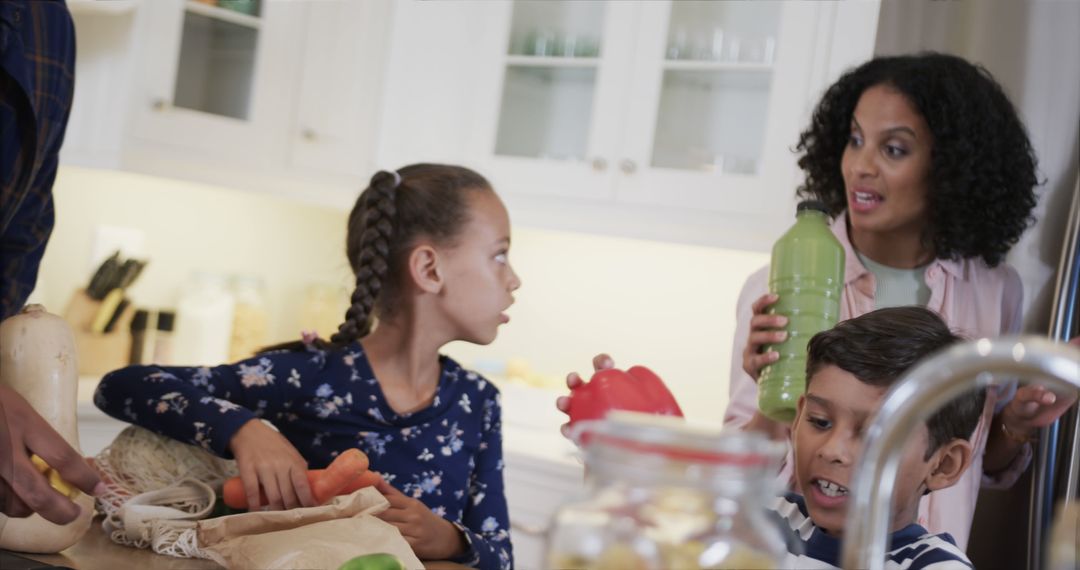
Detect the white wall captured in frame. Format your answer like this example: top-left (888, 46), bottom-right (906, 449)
top-left (444, 227), bottom-right (768, 427)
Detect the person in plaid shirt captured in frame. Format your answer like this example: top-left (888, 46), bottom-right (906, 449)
top-left (1, 0), bottom-right (104, 526)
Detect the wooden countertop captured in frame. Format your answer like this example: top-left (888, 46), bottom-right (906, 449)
top-left (10, 519), bottom-right (221, 569)
top-left (8, 517), bottom-right (468, 569)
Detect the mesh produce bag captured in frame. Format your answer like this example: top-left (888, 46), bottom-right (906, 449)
top-left (92, 426), bottom-right (236, 558)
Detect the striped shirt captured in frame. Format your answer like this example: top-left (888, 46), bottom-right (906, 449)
top-left (0, 0), bottom-right (75, 319)
top-left (769, 493), bottom-right (973, 569)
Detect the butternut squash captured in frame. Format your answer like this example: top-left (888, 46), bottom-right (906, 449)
top-left (0, 304), bottom-right (93, 553)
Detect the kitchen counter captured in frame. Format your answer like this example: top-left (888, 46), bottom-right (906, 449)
top-left (9, 519), bottom-right (221, 570)
top-left (7, 518), bottom-right (470, 569)
top-left (71, 376), bottom-right (581, 570)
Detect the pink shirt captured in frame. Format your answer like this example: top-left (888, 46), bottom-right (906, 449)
top-left (724, 213), bottom-right (1029, 551)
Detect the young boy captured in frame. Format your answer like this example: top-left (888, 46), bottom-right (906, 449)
top-left (772, 306), bottom-right (981, 569)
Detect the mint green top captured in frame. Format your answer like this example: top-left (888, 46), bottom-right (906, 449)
top-left (856, 251), bottom-right (932, 308)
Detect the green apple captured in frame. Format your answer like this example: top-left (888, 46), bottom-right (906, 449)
top-left (337, 553), bottom-right (407, 570)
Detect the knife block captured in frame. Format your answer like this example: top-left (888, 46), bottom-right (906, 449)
top-left (63, 289), bottom-right (135, 377)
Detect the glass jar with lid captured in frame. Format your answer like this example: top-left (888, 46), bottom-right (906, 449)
top-left (546, 411), bottom-right (788, 569)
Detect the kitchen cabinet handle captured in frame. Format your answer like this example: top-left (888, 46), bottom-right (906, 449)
top-left (301, 128), bottom-right (318, 142)
top-left (590, 157), bottom-right (607, 172)
top-left (619, 159), bottom-right (637, 174)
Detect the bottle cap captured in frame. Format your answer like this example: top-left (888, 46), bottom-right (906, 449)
top-left (796, 200), bottom-right (829, 214)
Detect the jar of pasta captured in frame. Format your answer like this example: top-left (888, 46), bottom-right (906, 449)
top-left (547, 412), bottom-right (787, 570)
top-left (229, 275), bottom-right (269, 361)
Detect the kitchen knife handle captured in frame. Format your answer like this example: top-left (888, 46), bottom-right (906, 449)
top-left (90, 289), bottom-right (125, 334)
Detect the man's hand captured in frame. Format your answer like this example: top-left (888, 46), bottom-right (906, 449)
top-left (0, 385), bottom-right (103, 524)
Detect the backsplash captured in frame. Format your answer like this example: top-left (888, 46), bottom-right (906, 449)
top-left (35, 166), bottom-right (768, 425)
top-left (34, 166), bottom-right (354, 344)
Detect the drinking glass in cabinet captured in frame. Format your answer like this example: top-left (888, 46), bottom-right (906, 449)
top-left (506, 0), bottom-right (605, 57)
top-left (173, 0), bottom-right (262, 120)
top-left (217, 0), bottom-right (260, 17)
top-left (664, 1), bottom-right (780, 62)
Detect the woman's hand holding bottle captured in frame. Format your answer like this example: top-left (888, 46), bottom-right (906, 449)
top-left (741, 293), bottom-right (788, 381)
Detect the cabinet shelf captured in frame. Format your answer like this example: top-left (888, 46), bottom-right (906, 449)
top-left (68, 0), bottom-right (141, 15)
top-left (504, 54), bottom-right (600, 68)
top-left (662, 59), bottom-right (773, 72)
top-left (184, 1), bottom-right (261, 30)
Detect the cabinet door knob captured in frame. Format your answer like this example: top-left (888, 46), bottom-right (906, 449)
top-left (301, 128), bottom-right (318, 142)
top-left (151, 98), bottom-right (169, 111)
top-left (590, 157), bottom-right (607, 171)
top-left (619, 159), bottom-right (637, 174)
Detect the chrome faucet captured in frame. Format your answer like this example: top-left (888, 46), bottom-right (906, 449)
top-left (842, 336), bottom-right (1080, 570)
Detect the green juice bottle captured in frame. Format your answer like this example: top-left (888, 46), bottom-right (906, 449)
top-left (758, 200), bottom-right (845, 422)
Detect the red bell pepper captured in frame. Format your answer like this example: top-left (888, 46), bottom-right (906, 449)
top-left (566, 365), bottom-right (684, 428)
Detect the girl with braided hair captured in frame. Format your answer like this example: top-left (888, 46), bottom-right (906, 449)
top-left (95, 164), bottom-right (521, 569)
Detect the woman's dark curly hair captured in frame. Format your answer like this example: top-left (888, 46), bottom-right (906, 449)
top-left (795, 52), bottom-right (1039, 267)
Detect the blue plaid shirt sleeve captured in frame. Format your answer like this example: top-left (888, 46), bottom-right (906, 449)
top-left (0, 0), bottom-right (75, 319)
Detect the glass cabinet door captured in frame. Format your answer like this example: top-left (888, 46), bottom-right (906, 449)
top-left (494, 1), bottom-right (604, 162)
top-left (618, 1), bottom-right (820, 215)
top-left (173, 0), bottom-right (262, 121)
top-left (474, 0), bottom-right (635, 200)
top-left (651, 1), bottom-right (780, 175)
top-left (132, 0), bottom-right (304, 165)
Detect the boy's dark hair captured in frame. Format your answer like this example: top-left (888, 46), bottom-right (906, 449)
top-left (805, 306), bottom-right (986, 459)
top-left (262, 163), bottom-right (492, 353)
top-left (794, 52), bottom-right (1039, 267)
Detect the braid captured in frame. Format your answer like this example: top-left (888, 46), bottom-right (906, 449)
top-left (330, 171), bottom-right (398, 346)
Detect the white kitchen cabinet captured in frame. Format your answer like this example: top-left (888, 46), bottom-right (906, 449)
top-left (497, 381), bottom-right (586, 570)
top-left (128, 0), bottom-right (305, 169)
top-left (379, 0), bottom-right (879, 251)
top-left (504, 449), bottom-right (584, 570)
top-left (63, 0), bottom-right (392, 208)
top-left (289, 0), bottom-right (391, 180)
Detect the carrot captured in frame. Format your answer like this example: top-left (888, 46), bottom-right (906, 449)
top-left (310, 448), bottom-right (368, 503)
top-left (338, 468), bottom-right (383, 494)
top-left (221, 448), bottom-right (375, 509)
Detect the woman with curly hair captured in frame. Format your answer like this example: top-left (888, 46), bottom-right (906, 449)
top-left (554, 52), bottom-right (1073, 549)
top-left (723, 52), bottom-right (1075, 549)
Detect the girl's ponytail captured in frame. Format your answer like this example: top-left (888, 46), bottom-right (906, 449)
top-left (330, 170), bottom-right (398, 346)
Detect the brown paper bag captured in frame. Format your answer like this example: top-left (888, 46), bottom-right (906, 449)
top-left (196, 487), bottom-right (423, 569)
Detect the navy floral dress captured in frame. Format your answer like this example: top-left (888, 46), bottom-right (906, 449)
top-left (94, 343), bottom-right (513, 570)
